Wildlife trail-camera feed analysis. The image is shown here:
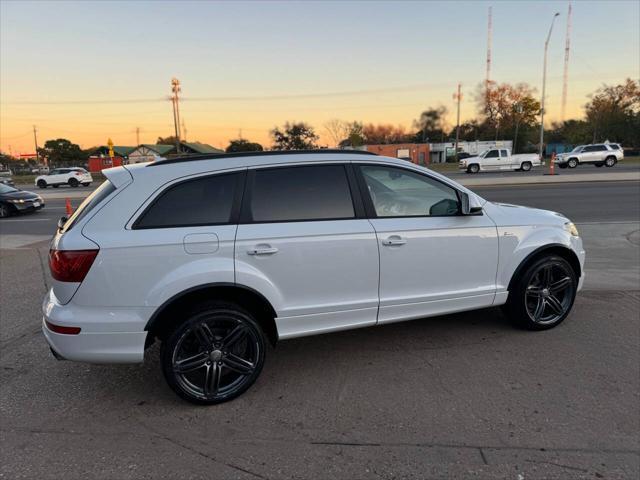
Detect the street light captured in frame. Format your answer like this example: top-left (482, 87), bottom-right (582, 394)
top-left (539, 12), bottom-right (560, 163)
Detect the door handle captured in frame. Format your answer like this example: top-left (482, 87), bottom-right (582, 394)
top-left (382, 236), bottom-right (407, 246)
top-left (247, 246), bottom-right (279, 256)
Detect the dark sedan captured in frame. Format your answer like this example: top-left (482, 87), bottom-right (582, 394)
top-left (0, 184), bottom-right (45, 218)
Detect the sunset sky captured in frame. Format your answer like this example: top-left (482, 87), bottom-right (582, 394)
top-left (1, 0), bottom-right (638, 154)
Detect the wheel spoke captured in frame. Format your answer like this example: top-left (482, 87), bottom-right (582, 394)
top-left (222, 324), bottom-right (248, 349)
top-left (550, 276), bottom-right (571, 292)
top-left (204, 362), bottom-right (221, 397)
top-left (546, 295), bottom-right (565, 316)
top-left (223, 353), bottom-right (254, 375)
top-left (194, 323), bottom-right (215, 347)
top-left (542, 265), bottom-right (552, 287)
top-left (174, 351), bottom-right (208, 373)
top-left (533, 297), bottom-right (546, 320)
top-left (526, 285), bottom-right (543, 296)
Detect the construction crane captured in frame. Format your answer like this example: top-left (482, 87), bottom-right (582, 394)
top-left (561, 1), bottom-right (572, 122)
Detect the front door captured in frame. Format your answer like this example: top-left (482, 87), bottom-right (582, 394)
top-left (356, 164), bottom-right (499, 324)
top-left (235, 164), bottom-right (379, 339)
top-left (483, 149), bottom-right (501, 170)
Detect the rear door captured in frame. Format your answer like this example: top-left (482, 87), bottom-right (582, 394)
top-left (235, 163), bottom-right (379, 339)
top-left (500, 149), bottom-right (513, 169)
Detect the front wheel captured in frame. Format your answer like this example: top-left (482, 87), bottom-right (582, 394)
top-left (467, 164), bottom-right (480, 174)
top-left (506, 255), bottom-right (577, 330)
top-left (161, 301), bottom-right (266, 405)
top-left (520, 161), bottom-right (532, 172)
top-left (37, 180), bottom-right (47, 189)
top-left (0, 203), bottom-right (12, 218)
top-left (567, 158), bottom-right (578, 168)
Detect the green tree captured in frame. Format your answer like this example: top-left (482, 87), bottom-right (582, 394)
top-left (585, 78), bottom-right (640, 147)
top-left (37, 138), bottom-right (85, 167)
top-left (270, 122), bottom-right (319, 150)
top-left (226, 139), bottom-right (264, 153)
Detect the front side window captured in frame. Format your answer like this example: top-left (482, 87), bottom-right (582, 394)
top-left (135, 173), bottom-right (239, 229)
top-left (248, 165), bottom-right (354, 223)
top-left (360, 165), bottom-right (460, 217)
top-left (485, 150), bottom-right (499, 158)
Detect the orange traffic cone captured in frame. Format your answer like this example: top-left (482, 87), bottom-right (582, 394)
top-left (549, 152), bottom-right (556, 175)
top-left (65, 198), bottom-right (73, 216)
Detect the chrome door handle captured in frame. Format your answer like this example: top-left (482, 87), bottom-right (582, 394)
top-left (247, 247), bottom-right (279, 255)
top-left (382, 236), bottom-right (407, 246)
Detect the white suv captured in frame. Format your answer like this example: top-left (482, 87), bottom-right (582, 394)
top-left (36, 167), bottom-right (93, 188)
top-left (554, 143), bottom-right (623, 168)
top-left (42, 151), bottom-right (585, 404)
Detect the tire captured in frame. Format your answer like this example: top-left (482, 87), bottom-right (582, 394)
top-left (506, 255), bottom-right (577, 331)
top-left (161, 301), bottom-right (266, 405)
top-left (0, 203), bottom-right (12, 218)
top-left (467, 164), bottom-right (480, 174)
top-left (37, 180), bottom-right (47, 189)
top-left (567, 158), bottom-right (578, 168)
top-left (82, 182), bottom-right (91, 187)
top-left (68, 178), bottom-right (79, 187)
top-left (604, 156), bottom-right (616, 167)
top-left (520, 161), bottom-right (532, 172)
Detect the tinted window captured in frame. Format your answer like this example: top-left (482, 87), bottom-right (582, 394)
top-left (501, 150), bottom-right (508, 157)
top-left (485, 150), bottom-right (499, 158)
top-left (608, 144), bottom-right (620, 150)
top-left (63, 180), bottom-right (115, 231)
top-left (135, 173), bottom-right (238, 229)
top-left (360, 165), bottom-right (460, 217)
top-left (249, 165), bottom-right (354, 222)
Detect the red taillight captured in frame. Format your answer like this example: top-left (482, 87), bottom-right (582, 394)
top-left (49, 249), bottom-right (98, 282)
top-left (45, 319), bottom-right (81, 335)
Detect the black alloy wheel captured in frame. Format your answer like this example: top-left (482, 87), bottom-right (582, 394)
top-left (161, 302), bottom-right (266, 404)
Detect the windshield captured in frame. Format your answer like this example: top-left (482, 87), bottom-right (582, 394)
top-left (0, 184), bottom-right (18, 194)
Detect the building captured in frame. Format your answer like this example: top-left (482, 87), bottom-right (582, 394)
top-left (363, 143), bottom-right (430, 165)
top-left (87, 146), bottom-right (136, 173)
top-left (428, 140), bottom-right (514, 164)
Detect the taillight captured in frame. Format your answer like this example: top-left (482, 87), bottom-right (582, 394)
top-left (49, 249), bottom-right (98, 282)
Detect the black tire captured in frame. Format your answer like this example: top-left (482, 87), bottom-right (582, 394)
top-left (567, 158), bottom-right (578, 168)
top-left (161, 301), bottom-right (266, 405)
top-left (68, 178), bottom-right (79, 187)
top-left (82, 182), bottom-right (91, 187)
top-left (604, 156), bottom-right (616, 167)
top-left (506, 255), bottom-right (577, 331)
top-left (0, 202), bottom-right (13, 218)
top-left (37, 180), bottom-right (47, 189)
top-left (521, 161), bottom-right (532, 172)
top-left (467, 164), bottom-right (480, 174)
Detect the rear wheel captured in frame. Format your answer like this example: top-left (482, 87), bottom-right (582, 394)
top-left (161, 301), bottom-right (266, 405)
top-left (68, 178), bottom-right (79, 187)
top-left (605, 156), bottom-right (616, 167)
top-left (37, 180), bottom-right (47, 189)
top-left (467, 164), bottom-right (480, 174)
top-left (567, 158), bottom-right (578, 168)
top-left (506, 255), bottom-right (577, 330)
top-left (82, 182), bottom-right (91, 187)
top-left (520, 161), bottom-right (532, 172)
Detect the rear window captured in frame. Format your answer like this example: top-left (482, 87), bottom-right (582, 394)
top-left (248, 165), bottom-right (355, 223)
top-left (608, 144), bottom-right (620, 150)
top-left (62, 180), bottom-right (115, 231)
top-left (134, 173), bottom-right (239, 229)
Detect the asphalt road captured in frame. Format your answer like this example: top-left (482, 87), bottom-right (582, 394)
top-left (1, 179), bottom-right (639, 479)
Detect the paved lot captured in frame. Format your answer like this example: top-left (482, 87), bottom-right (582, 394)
top-left (0, 180), bottom-right (638, 479)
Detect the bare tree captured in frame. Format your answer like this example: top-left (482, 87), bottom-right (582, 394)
top-left (324, 119), bottom-right (350, 147)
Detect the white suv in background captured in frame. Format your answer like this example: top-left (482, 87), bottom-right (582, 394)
top-left (42, 151), bottom-right (585, 404)
top-left (36, 167), bottom-right (93, 188)
top-left (554, 143), bottom-right (623, 168)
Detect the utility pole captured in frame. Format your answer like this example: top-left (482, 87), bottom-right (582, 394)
top-left (453, 83), bottom-right (462, 161)
top-left (561, 1), bottom-right (572, 122)
top-left (170, 78), bottom-right (182, 153)
top-left (181, 119), bottom-right (187, 142)
top-left (485, 6), bottom-right (493, 105)
top-left (539, 12), bottom-right (560, 163)
top-left (33, 125), bottom-right (40, 164)
top-left (513, 103), bottom-right (523, 154)
top-left (135, 127), bottom-right (140, 145)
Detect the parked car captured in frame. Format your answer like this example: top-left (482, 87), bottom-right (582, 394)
top-left (43, 150), bottom-right (585, 404)
top-left (35, 167), bottom-right (92, 188)
top-left (0, 183), bottom-right (45, 218)
top-left (0, 170), bottom-right (14, 186)
top-left (459, 149), bottom-right (540, 173)
top-left (554, 143), bottom-right (623, 168)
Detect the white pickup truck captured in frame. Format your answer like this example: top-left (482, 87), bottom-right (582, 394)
top-left (459, 149), bottom-right (540, 173)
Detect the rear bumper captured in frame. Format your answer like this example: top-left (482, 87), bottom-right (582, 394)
top-left (42, 289), bottom-right (148, 363)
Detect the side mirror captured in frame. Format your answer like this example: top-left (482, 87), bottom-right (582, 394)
top-left (459, 192), bottom-right (483, 215)
top-left (57, 216), bottom-right (68, 230)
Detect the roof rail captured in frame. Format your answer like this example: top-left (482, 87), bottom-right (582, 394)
top-left (147, 149), bottom-right (377, 166)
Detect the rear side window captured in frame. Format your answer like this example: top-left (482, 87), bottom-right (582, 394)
top-left (63, 180), bottom-right (115, 231)
top-left (135, 173), bottom-right (239, 229)
top-left (247, 165), bottom-right (355, 222)
top-left (608, 144), bottom-right (620, 150)
top-left (500, 150), bottom-right (508, 157)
